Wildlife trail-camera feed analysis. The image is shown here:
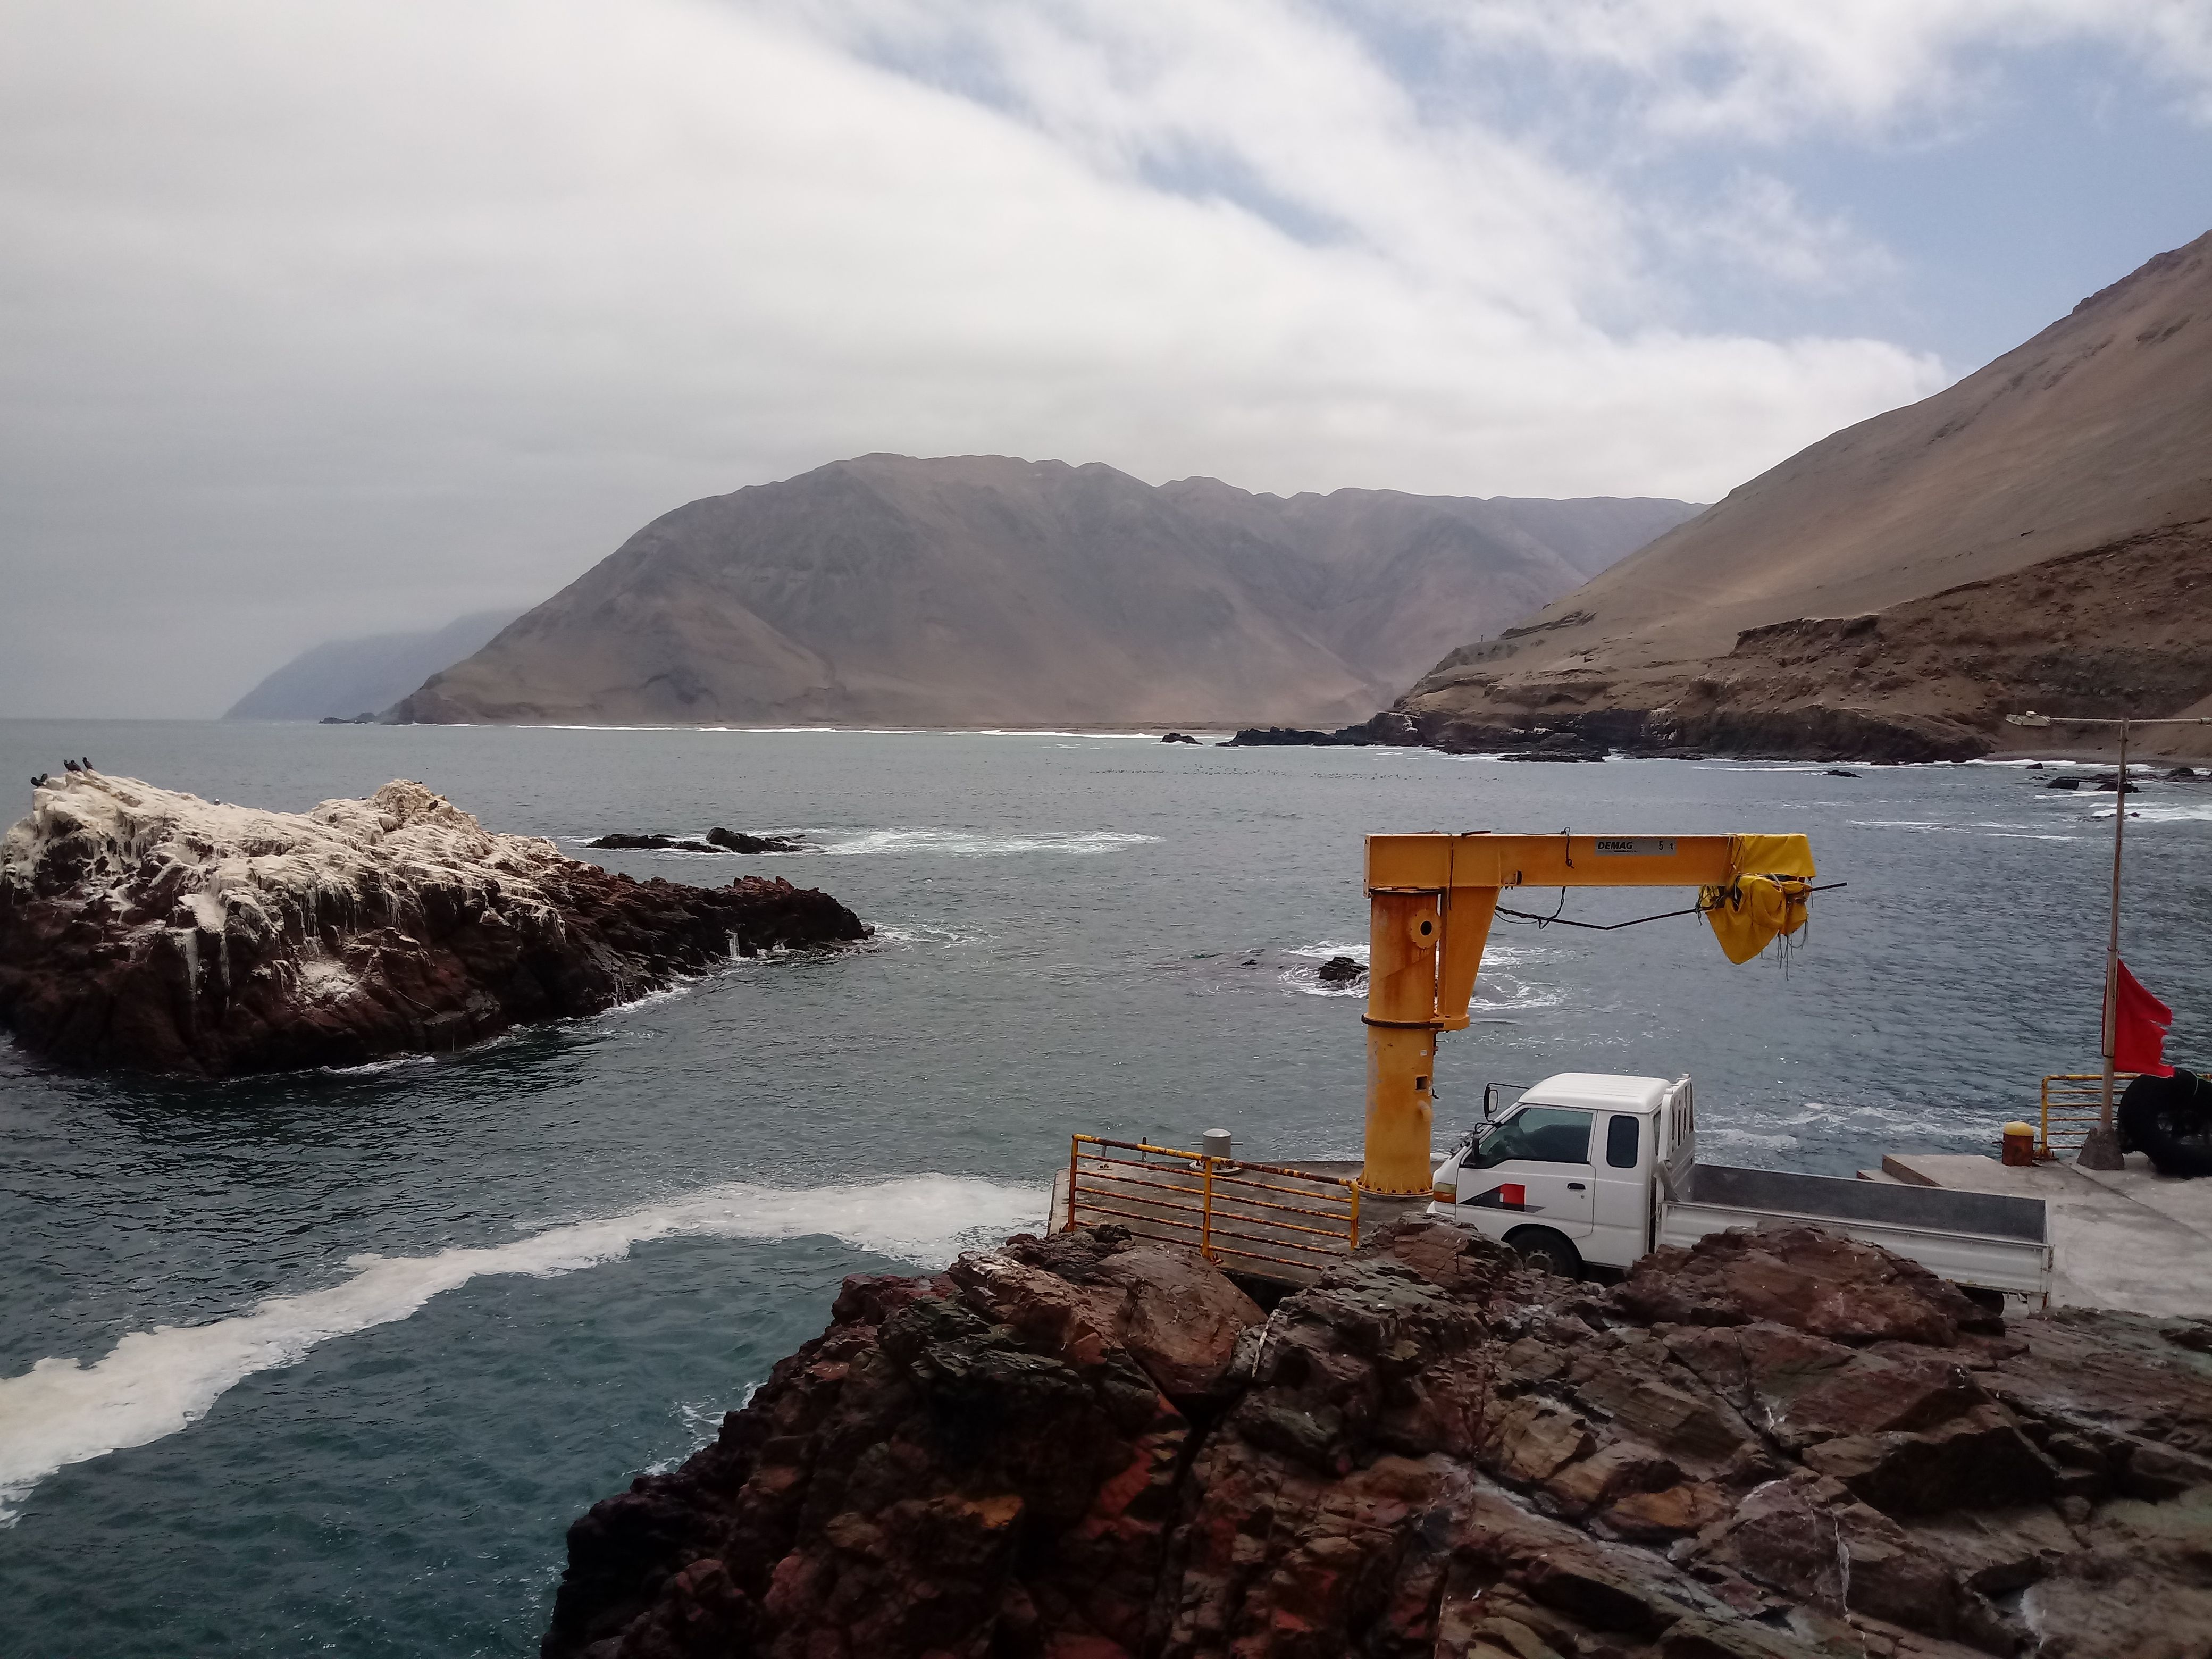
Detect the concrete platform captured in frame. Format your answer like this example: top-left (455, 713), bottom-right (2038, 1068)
top-left (1882, 1151), bottom-right (2212, 1319)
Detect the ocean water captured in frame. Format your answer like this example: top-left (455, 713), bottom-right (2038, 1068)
top-left (2, 721), bottom-right (2208, 1656)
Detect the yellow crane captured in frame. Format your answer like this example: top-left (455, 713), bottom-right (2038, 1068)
top-left (1359, 832), bottom-right (1819, 1193)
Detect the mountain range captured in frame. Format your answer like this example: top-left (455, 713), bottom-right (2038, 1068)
top-left (385, 459), bottom-right (1698, 730)
top-left (1397, 229), bottom-right (2212, 759)
top-left (226, 609), bottom-right (523, 723)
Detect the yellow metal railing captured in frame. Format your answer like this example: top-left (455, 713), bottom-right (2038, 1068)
top-left (1065, 1135), bottom-right (1361, 1277)
top-left (2039, 1073), bottom-right (2140, 1154)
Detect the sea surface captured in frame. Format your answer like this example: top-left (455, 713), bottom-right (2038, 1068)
top-left (2, 720), bottom-right (2208, 1656)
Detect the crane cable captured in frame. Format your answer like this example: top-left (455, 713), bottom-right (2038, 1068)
top-left (1494, 881), bottom-right (1848, 932)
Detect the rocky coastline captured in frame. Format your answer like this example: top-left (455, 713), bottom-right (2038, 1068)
top-left (0, 772), bottom-right (866, 1076)
top-left (1387, 523), bottom-right (2212, 767)
top-left (543, 1220), bottom-right (2212, 1658)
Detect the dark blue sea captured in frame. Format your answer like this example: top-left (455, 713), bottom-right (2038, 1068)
top-left (2, 720), bottom-right (2207, 1656)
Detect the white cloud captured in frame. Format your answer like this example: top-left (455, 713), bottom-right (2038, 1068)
top-left (7, 0), bottom-right (2191, 714)
top-left (1421, 0), bottom-right (2212, 139)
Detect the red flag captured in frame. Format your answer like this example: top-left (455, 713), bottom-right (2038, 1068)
top-left (2110, 959), bottom-right (2175, 1078)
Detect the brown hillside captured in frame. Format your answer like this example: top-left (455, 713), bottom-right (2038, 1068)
top-left (1400, 230), bottom-right (2212, 759)
top-left (387, 456), bottom-right (1697, 730)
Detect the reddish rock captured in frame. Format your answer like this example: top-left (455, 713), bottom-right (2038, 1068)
top-left (544, 1222), bottom-right (2212, 1659)
top-left (0, 773), bottom-right (867, 1075)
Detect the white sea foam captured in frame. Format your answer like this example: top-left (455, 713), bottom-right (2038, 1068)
top-left (1284, 940), bottom-right (1369, 963)
top-left (2090, 800), bottom-right (2212, 823)
top-left (1699, 1126), bottom-right (1803, 1154)
top-left (815, 828), bottom-right (1159, 857)
top-left (1280, 940), bottom-right (1547, 969)
top-left (865, 922), bottom-right (984, 949)
top-left (0, 1174), bottom-right (1045, 1523)
top-left (1848, 819), bottom-right (2076, 841)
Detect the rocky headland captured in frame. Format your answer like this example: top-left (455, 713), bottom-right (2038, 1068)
top-left (543, 1220), bottom-right (2212, 1659)
top-left (0, 772), bottom-right (866, 1076)
top-left (1388, 231), bottom-right (2212, 765)
top-left (380, 455), bottom-right (1698, 732)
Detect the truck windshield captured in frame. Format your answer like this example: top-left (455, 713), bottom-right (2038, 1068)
top-left (1471, 1107), bottom-right (1594, 1168)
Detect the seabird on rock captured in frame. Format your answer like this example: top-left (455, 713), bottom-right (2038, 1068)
top-left (79, 757), bottom-right (91, 770)
top-left (62, 759), bottom-right (78, 773)
top-left (31, 773), bottom-right (48, 787)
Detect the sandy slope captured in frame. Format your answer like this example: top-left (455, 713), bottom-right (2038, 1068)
top-left (386, 456), bottom-right (1696, 730)
top-left (1400, 230), bottom-right (2212, 759)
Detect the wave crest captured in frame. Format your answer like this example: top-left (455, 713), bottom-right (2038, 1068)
top-left (0, 1175), bottom-right (1045, 1522)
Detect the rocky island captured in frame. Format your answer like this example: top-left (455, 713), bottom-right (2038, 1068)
top-left (0, 771), bottom-right (866, 1076)
top-left (544, 1220), bottom-right (2212, 1659)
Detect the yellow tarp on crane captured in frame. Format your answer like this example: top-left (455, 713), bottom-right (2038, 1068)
top-left (1703, 834), bottom-right (1819, 964)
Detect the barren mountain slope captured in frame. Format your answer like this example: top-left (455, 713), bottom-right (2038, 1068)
top-left (224, 608), bottom-right (522, 722)
top-left (389, 456), bottom-right (1697, 729)
top-left (1400, 230), bottom-right (2212, 758)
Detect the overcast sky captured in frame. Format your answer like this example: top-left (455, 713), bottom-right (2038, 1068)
top-left (4, 1), bottom-right (2211, 718)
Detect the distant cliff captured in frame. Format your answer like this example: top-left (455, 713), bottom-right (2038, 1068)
top-left (385, 457), bottom-right (1697, 729)
top-left (1394, 230), bottom-right (2212, 761)
top-left (225, 609), bottom-right (522, 722)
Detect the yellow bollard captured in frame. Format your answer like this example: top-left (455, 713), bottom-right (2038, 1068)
top-left (1362, 889), bottom-right (1441, 1194)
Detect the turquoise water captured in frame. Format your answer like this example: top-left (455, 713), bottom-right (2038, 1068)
top-left (2, 722), bottom-right (2206, 1655)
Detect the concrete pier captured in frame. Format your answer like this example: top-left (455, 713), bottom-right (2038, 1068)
top-left (1879, 1151), bottom-right (2212, 1319)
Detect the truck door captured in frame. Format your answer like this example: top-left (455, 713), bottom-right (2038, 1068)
top-left (1455, 1107), bottom-right (1596, 1238)
top-left (1587, 1112), bottom-right (1650, 1269)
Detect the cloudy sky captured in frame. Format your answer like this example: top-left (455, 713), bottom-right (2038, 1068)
top-left (4, 1), bottom-right (2210, 717)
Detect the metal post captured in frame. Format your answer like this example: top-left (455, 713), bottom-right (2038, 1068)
top-left (2080, 719), bottom-right (2129, 1170)
top-left (1200, 1155), bottom-right (1214, 1261)
top-left (1361, 889), bottom-right (1442, 1193)
top-left (1066, 1134), bottom-right (1083, 1229)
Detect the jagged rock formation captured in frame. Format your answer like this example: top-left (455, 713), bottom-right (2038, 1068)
top-left (383, 456), bottom-right (1698, 731)
top-left (0, 772), bottom-right (866, 1076)
top-left (1397, 230), bottom-right (2212, 762)
top-left (543, 1221), bottom-right (2212, 1658)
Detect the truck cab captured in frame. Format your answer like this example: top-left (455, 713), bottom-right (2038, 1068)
top-left (1427, 1072), bottom-right (1695, 1277)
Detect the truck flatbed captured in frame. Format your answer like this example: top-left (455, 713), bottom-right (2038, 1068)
top-left (1660, 1161), bottom-right (2051, 1298)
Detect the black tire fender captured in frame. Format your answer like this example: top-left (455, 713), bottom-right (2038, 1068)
top-left (1504, 1225), bottom-right (1584, 1279)
top-left (2118, 1068), bottom-right (2212, 1178)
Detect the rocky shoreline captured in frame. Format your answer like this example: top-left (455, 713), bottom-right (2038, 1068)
top-left (0, 773), bottom-right (866, 1076)
top-left (1387, 522), bottom-right (2212, 767)
top-left (542, 1220), bottom-right (2212, 1658)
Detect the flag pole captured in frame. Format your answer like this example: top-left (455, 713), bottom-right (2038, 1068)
top-left (2007, 709), bottom-right (2212, 1169)
top-left (2090, 718), bottom-right (2130, 1170)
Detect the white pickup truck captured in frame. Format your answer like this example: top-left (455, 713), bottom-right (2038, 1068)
top-left (1426, 1072), bottom-right (2052, 1301)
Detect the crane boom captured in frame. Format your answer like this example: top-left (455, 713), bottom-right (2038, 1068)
top-left (1360, 832), bottom-right (1817, 1193)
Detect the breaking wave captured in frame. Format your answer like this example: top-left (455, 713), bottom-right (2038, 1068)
top-left (2090, 800), bottom-right (2212, 823)
top-left (0, 1175), bottom-right (1045, 1523)
top-left (1848, 819), bottom-right (2076, 842)
top-left (815, 828), bottom-right (1158, 857)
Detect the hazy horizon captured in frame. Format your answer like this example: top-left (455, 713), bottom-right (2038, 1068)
top-left (4, 1), bottom-right (2210, 717)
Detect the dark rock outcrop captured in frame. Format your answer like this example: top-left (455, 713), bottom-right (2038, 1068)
top-left (706, 830), bottom-right (811, 854)
top-left (1314, 955), bottom-right (1365, 984)
top-left (1221, 726), bottom-right (1372, 747)
top-left (543, 1221), bottom-right (2212, 1658)
top-left (0, 773), bottom-right (866, 1076)
top-left (588, 830), bottom-right (812, 854)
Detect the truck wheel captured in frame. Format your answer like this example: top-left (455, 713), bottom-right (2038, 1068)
top-left (1504, 1226), bottom-right (1582, 1279)
top-left (2118, 1069), bottom-right (2212, 1178)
